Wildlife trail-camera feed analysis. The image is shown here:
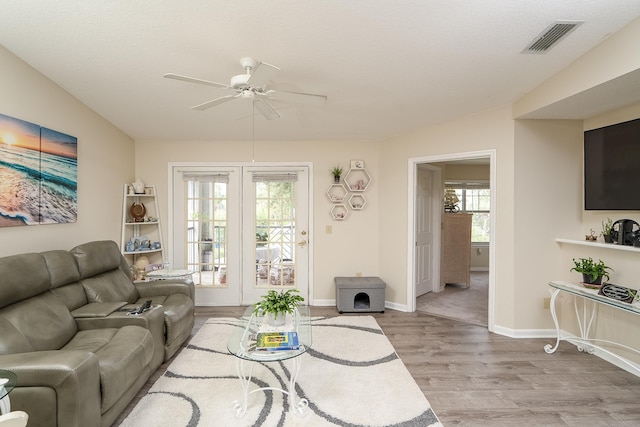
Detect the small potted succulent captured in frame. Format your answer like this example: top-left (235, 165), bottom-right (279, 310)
top-left (601, 217), bottom-right (614, 243)
top-left (330, 165), bottom-right (343, 183)
top-left (253, 289), bottom-right (305, 326)
top-left (570, 257), bottom-right (612, 288)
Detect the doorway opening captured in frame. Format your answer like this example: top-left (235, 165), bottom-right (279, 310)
top-left (407, 150), bottom-right (496, 331)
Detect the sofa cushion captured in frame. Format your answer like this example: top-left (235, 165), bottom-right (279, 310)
top-left (62, 325), bottom-right (154, 412)
top-left (81, 270), bottom-right (138, 303)
top-left (42, 250), bottom-right (81, 288)
top-left (71, 240), bottom-right (123, 279)
top-left (50, 281), bottom-right (89, 311)
top-left (0, 292), bottom-right (77, 354)
top-left (43, 249), bottom-right (89, 311)
top-left (71, 241), bottom-right (139, 303)
top-left (0, 253), bottom-right (49, 309)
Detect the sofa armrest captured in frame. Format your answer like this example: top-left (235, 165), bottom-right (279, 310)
top-left (0, 351), bottom-right (101, 427)
top-left (75, 306), bottom-right (165, 369)
top-left (71, 301), bottom-right (127, 318)
top-left (135, 280), bottom-right (195, 301)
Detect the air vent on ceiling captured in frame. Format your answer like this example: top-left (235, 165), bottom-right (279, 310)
top-left (522, 20), bottom-right (584, 54)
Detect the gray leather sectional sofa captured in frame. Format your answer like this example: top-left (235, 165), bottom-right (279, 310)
top-left (0, 240), bottom-right (195, 427)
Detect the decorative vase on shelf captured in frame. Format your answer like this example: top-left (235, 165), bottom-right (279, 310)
top-left (132, 178), bottom-right (145, 194)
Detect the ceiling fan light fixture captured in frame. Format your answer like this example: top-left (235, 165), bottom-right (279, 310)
top-left (231, 73), bottom-right (250, 88)
top-left (165, 57), bottom-right (326, 119)
top-left (240, 89), bottom-right (255, 99)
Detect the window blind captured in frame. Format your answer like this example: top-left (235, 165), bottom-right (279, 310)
top-left (181, 172), bottom-right (229, 183)
top-left (444, 181), bottom-right (489, 190)
top-left (251, 172), bottom-right (298, 183)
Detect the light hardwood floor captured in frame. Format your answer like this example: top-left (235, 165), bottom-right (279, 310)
top-left (114, 306), bottom-right (640, 426)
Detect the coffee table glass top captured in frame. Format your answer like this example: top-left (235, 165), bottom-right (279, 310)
top-left (0, 369), bottom-right (17, 400)
top-left (227, 305), bottom-right (311, 362)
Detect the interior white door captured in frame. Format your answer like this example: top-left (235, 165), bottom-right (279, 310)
top-left (241, 166), bottom-right (310, 305)
top-left (415, 166), bottom-right (439, 296)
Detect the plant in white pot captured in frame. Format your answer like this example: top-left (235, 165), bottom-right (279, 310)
top-left (253, 289), bottom-right (305, 327)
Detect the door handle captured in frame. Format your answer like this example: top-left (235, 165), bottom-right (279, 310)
top-left (297, 240), bottom-right (307, 247)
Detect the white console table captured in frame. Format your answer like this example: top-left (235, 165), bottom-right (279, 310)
top-left (545, 280), bottom-right (640, 375)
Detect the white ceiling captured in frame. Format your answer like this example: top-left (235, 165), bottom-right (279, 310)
top-left (1, 1), bottom-right (640, 142)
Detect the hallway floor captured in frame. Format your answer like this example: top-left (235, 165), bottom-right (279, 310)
top-left (416, 271), bottom-right (488, 326)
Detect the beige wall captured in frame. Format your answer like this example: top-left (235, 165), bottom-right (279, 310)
top-left (378, 106), bottom-right (516, 325)
top-left (133, 139), bottom-right (380, 303)
top-left (441, 163), bottom-right (490, 182)
top-left (550, 102), bottom-right (640, 365)
top-left (513, 119), bottom-right (584, 329)
top-left (513, 16), bottom-right (640, 118)
top-left (0, 46), bottom-right (134, 257)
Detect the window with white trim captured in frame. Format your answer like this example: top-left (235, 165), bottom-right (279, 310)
top-left (445, 181), bottom-right (490, 243)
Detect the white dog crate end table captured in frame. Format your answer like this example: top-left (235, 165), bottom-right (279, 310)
top-left (335, 276), bottom-right (386, 313)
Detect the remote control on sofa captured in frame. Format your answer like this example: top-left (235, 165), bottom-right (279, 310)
top-left (127, 300), bottom-right (152, 315)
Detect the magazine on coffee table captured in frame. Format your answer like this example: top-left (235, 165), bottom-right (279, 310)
top-left (254, 331), bottom-right (300, 351)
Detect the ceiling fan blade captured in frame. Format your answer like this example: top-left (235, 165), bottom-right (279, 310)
top-left (266, 89), bottom-right (327, 106)
top-left (253, 98), bottom-right (280, 120)
top-left (247, 62), bottom-right (280, 88)
top-left (192, 94), bottom-right (238, 111)
top-left (164, 73), bottom-right (229, 89)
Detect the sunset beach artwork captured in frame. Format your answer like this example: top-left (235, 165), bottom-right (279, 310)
top-left (0, 113), bottom-right (77, 227)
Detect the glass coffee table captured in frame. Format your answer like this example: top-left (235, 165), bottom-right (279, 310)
top-left (227, 305), bottom-right (311, 418)
top-left (0, 369), bottom-right (17, 415)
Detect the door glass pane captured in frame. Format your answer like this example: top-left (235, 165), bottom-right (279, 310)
top-left (186, 179), bottom-right (227, 286)
top-left (254, 180), bottom-right (296, 288)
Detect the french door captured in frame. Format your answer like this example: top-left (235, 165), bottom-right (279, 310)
top-left (171, 164), bottom-right (310, 306)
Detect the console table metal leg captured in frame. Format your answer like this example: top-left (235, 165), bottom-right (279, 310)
top-left (544, 288), bottom-right (562, 354)
top-left (232, 358), bottom-right (254, 418)
top-left (574, 297), bottom-right (597, 353)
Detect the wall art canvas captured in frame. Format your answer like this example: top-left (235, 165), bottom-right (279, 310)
top-left (0, 113), bottom-right (77, 227)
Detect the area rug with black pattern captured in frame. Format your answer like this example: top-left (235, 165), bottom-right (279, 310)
top-left (120, 315), bottom-right (442, 427)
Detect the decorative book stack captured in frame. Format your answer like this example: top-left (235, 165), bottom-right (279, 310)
top-left (254, 331), bottom-right (300, 351)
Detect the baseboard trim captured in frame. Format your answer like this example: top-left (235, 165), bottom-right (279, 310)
top-left (493, 325), bottom-right (640, 378)
top-left (312, 299), bottom-right (408, 313)
top-left (312, 299), bottom-right (335, 307)
top-left (492, 325), bottom-right (556, 339)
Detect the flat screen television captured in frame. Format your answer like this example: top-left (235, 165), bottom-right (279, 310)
top-left (584, 117), bottom-right (640, 210)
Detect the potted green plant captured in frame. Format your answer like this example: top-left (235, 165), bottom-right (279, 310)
top-left (570, 257), bottom-right (612, 287)
top-left (256, 231), bottom-right (268, 247)
top-left (253, 289), bottom-right (305, 326)
top-left (601, 217), bottom-right (614, 243)
top-left (330, 164), bottom-right (343, 183)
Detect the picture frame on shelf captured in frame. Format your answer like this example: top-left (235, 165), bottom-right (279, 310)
top-left (350, 159), bottom-right (364, 169)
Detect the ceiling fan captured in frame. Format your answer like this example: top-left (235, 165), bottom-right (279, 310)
top-left (164, 57), bottom-right (327, 120)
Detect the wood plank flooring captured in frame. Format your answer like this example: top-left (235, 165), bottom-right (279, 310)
top-left (113, 306), bottom-right (640, 426)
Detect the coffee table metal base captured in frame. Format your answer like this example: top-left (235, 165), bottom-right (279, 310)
top-left (232, 356), bottom-right (308, 418)
top-left (0, 378), bottom-right (11, 414)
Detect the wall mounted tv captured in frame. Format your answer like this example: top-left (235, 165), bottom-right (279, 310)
top-left (584, 117), bottom-right (640, 210)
